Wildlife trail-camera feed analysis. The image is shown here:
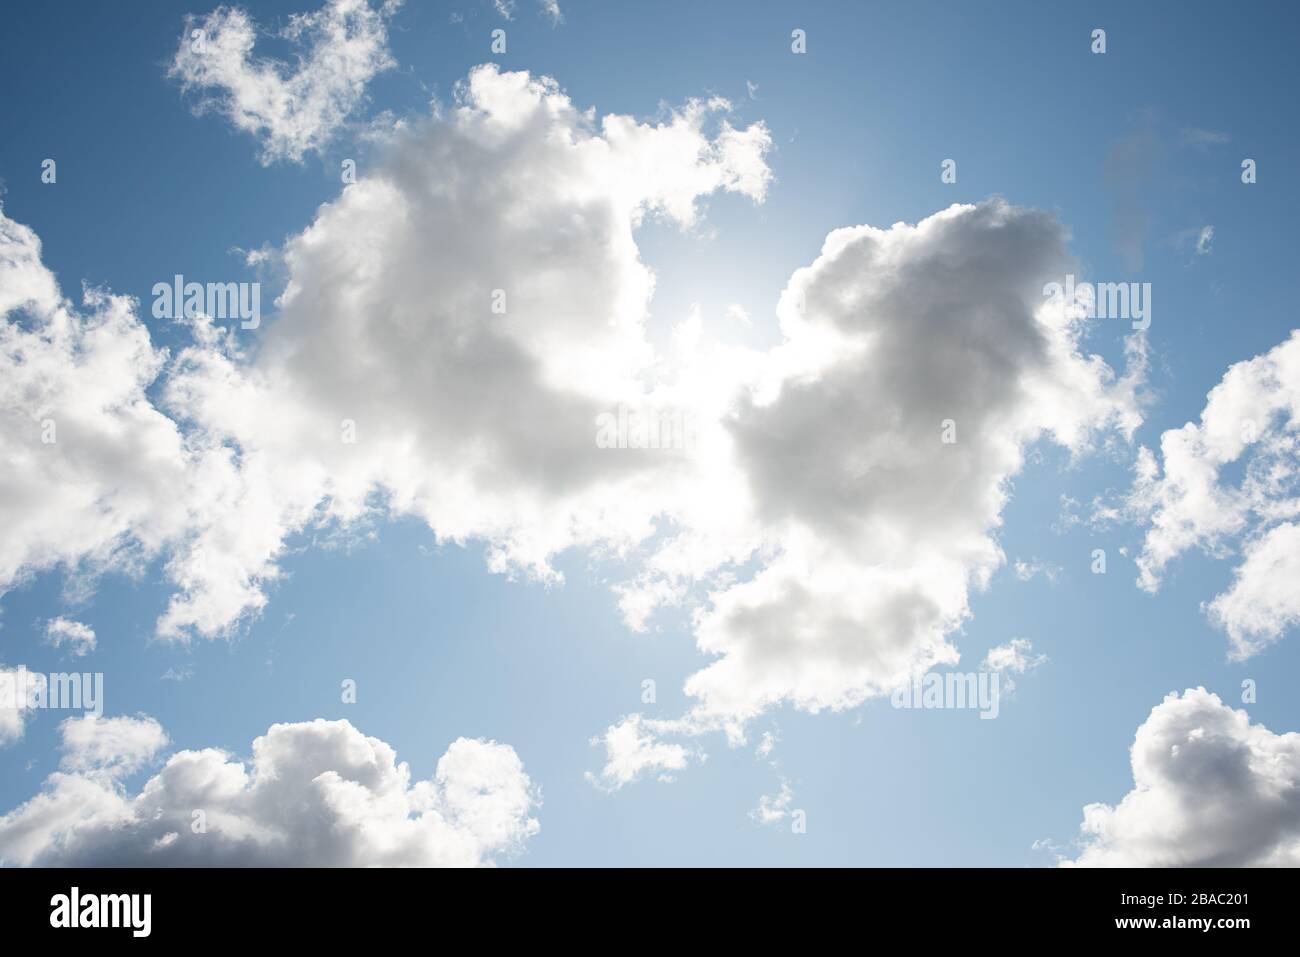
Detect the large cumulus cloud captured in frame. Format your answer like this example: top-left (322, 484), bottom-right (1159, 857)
top-left (1063, 688), bottom-right (1300, 867)
top-left (593, 201), bottom-right (1146, 773)
top-left (0, 714), bottom-right (539, 867)
top-left (0, 65), bottom-right (773, 641)
top-left (156, 63), bottom-right (773, 638)
top-left (3, 63), bottom-right (1146, 791)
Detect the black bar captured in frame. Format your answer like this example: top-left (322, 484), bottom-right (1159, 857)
top-left (0, 867), bottom-right (1283, 942)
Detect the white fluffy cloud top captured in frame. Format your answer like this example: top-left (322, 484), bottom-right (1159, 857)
top-left (170, 0), bottom-right (402, 164)
top-left (1130, 331), bottom-right (1300, 658)
top-left (0, 714), bottom-right (539, 866)
top-left (1064, 688), bottom-right (1300, 867)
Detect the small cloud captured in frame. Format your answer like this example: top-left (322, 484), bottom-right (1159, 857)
top-left (746, 80), bottom-right (759, 100)
top-left (1168, 224), bottom-right (1215, 263)
top-left (44, 617), bottom-right (96, 657)
top-left (1012, 559), bottom-right (1061, 584)
top-left (749, 777), bottom-right (794, 826)
top-left (725, 303), bottom-right (752, 328)
top-left (1195, 225), bottom-right (1215, 256)
top-left (983, 638), bottom-right (1047, 675)
top-left (586, 714), bottom-right (705, 791)
top-left (982, 639), bottom-right (1047, 696)
top-left (539, 0), bottom-right (563, 25)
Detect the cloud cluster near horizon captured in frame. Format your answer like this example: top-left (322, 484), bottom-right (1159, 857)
top-left (1063, 689), bottom-right (1300, 867)
top-left (0, 714), bottom-right (538, 866)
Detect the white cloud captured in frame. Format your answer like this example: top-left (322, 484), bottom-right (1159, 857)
top-left (651, 201), bottom-right (1143, 726)
top-left (982, 638), bottom-right (1046, 675)
top-left (0, 67), bottom-right (776, 646)
top-left (1195, 225), bottom-right (1214, 255)
top-left (59, 714), bottom-right (169, 775)
top-left (725, 303), bottom-right (753, 328)
top-left (749, 777), bottom-right (793, 826)
top-left (44, 617), bottom-right (97, 656)
top-left (588, 200), bottom-right (1144, 781)
top-left (0, 209), bottom-right (193, 602)
top-left (1206, 522), bottom-right (1300, 648)
top-left (1129, 330), bottom-right (1300, 657)
top-left (3, 68), bottom-right (1145, 797)
top-left (1063, 688), bottom-right (1300, 867)
top-left (170, 0), bottom-right (401, 164)
top-left (981, 638), bottom-right (1046, 695)
top-left (0, 715), bottom-right (539, 866)
top-left (155, 64), bottom-right (772, 640)
top-left (1012, 559), bottom-right (1060, 583)
top-left (586, 714), bottom-right (703, 790)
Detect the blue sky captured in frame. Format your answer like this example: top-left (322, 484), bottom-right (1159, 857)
top-left (1, 0), bottom-right (1299, 867)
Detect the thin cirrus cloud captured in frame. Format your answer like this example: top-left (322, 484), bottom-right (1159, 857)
top-left (0, 714), bottom-right (540, 867)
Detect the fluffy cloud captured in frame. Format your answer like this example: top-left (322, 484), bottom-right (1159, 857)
top-left (1, 66), bottom-right (774, 643)
top-left (749, 777), bottom-right (794, 826)
top-left (981, 638), bottom-right (1046, 696)
top-left (635, 202), bottom-right (1142, 729)
top-left (585, 714), bottom-right (703, 791)
top-left (156, 63), bottom-right (772, 639)
top-left (0, 714), bottom-right (539, 866)
top-left (1129, 330), bottom-right (1300, 657)
top-left (0, 210), bottom-right (193, 600)
top-left (982, 638), bottom-right (1046, 675)
top-left (58, 714), bottom-right (169, 775)
top-left (170, 0), bottom-right (401, 164)
top-left (592, 201), bottom-right (1144, 779)
top-left (1063, 688), bottom-right (1300, 867)
top-left (44, 617), bottom-right (97, 656)
top-left (4, 65), bottom-right (1144, 794)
